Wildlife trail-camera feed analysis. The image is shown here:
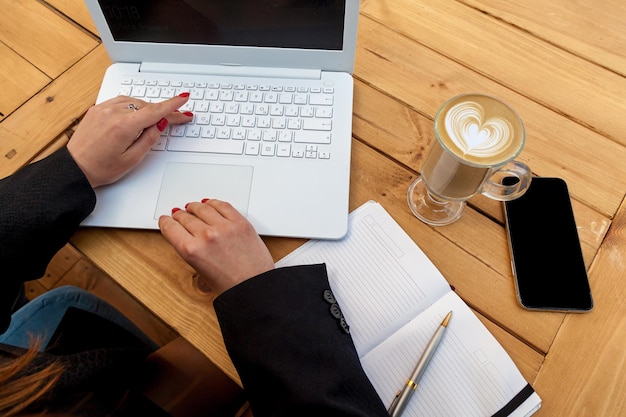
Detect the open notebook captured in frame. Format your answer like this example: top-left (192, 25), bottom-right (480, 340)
top-left (82, 0), bottom-right (360, 239)
top-left (277, 201), bottom-right (541, 416)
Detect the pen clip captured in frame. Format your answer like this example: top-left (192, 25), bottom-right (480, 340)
top-left (388, 390), bottom-right (401, 415)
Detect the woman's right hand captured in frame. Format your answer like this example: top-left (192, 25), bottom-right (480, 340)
top-left (158, 199), bottom-right (275, 295)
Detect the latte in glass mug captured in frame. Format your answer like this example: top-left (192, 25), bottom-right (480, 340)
top-left (422, 94), bottom-right (525, 200)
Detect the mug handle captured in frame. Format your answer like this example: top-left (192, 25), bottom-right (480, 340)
top-left (481, 160), bottom-right (532, 201)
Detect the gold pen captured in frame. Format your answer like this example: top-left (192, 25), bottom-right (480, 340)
top-left (388, 311), bottom-right (453, 417)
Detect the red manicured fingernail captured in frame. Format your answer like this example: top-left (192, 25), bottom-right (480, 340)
top-left (172, 207), bottom-right (181, 214)
top-left (156, 118), bottom-right (168, 132)
top-left (184, 202), bottom-right (191, 209)
top-left (182, 111), bottom-right (193, 117)
top-left (201, 198), bottom-right (210, 203)
top-left (179, 92), bottom-right (190, 97)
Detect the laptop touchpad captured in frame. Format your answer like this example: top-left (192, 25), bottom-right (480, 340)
top-left (154, 163), bottom-right (253, 219)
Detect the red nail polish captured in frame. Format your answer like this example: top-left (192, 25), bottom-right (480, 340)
top-left (156, 118), bottom-right (168, 132)
top-left (172, 207), bottom-right (181, 214)
top-left (184, 202), bottom-right (191, 209)
top-left (182, 111), bottom-right (193, 117)
top-left (201, 198), bottom-right (210, 203)
top-left (179, 92), bottom-right (190, 98)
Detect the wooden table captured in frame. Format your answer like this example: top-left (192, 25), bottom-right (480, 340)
top-left (2, 1), bottom-right (625, 415)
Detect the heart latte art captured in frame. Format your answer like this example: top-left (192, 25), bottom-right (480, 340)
top-left (434, 95), bottom-right (524, 166)
top-left (444, 102), bottom-right (512, 158)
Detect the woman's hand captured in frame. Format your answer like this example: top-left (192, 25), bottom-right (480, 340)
top-left (159, 199), bottom-right (275, 295)
top-left (67, 94), bottom-right (193, 188)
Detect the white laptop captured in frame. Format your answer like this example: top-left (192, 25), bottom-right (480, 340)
top-left (82, 0), bottom-right (360, 239)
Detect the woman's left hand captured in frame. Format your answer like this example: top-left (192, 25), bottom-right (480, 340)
top-left (67, 94), bottom-right (192, 188)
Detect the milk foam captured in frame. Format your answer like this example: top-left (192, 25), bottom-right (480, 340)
top-left (444, 101), bottom-right (513, 159)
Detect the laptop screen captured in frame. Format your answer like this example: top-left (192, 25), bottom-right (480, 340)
top-left (98, 0), bottom-right (346, 50)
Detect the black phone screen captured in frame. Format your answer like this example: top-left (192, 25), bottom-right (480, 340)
top-left (503, 177), bottom-right (593, 311)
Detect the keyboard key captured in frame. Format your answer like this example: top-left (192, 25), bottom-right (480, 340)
top-left (151, 138), bottom-right (167, 151)
top-left (233, 128), bottom-right (247, 140)
top-left (167, 138), bottom-right (244, 154)
top-left (261, 143), bottom-right (276, 156)
top-left (316, 107), bottom-right (333, 118)
top-left (278, 131), bottom-right (293, 142)
top-left (170, 125), bottom-right (186, 137)
top-left (248, 130), bottom-right (261, 140)
top-left (310, 94), bottom-right (333, 106)
top-left (294, 131), bottom-right (332, 144)
top-left (277, 143), bottom-right (291, 157)
top-left (186, 126), bottom-right (201, 138)
top-left (303, 119), bottom-right (332, 131)
top-left (131, 86), bottom-right (146, 97)
top-left (217, 128), bottom-right (231, 139)
top-left (201, 126), bottom-right (216, 138)
top-left (245, 142), bottom-right (260, 155)
top-left (197, 114), bottom-right (211, 125)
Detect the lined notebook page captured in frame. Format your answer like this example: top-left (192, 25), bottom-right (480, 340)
top-left (362, 292), bottom-right (536, 416)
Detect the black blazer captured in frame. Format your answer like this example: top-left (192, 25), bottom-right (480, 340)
top-left (0, 148), bottom-right (388, 416)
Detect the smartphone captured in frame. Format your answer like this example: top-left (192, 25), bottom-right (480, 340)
top-left (503, 177), bottom-right (593, 312)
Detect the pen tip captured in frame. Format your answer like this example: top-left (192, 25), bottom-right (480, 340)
top-left (441, 311), bottom-right (453, 327)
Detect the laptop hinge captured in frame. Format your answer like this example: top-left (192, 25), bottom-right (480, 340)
top-left (140, 62), bottom-right (322, 80)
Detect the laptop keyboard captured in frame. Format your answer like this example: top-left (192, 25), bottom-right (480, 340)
top-left (121, 78), bottom-right (335, 159)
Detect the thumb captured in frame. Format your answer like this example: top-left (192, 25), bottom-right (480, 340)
top-left (124, 122), bottom-right (164, 161)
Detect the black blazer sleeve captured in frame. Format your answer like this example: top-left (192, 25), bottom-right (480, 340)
top-left (214, 263), bottom-right (389, 417)
top-left (0, 147), bottom-right (96, 332)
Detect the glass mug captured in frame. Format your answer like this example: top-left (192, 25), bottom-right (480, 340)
top-left (408, 93), bottom-right (532, 226)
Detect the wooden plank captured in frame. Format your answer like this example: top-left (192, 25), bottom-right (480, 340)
top-left (359, 0), bottom-right (626, 147)
top-left (45, 0), bottom-right (99, 36)
top-left (0, 0), bottom-right (97, 78)
top-left (0, 42), bottom-right (50, 121)
top-left (532, 200), bottom-right (626, 416)
top-left (0, 45), bottom-right (110, 179)
top-left (353, 15), bottom-right (626, 220)
top-left (460, 0), bottom-right (626, 77)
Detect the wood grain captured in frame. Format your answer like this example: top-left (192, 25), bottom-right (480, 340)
top-left (0, 43), bottom-right (50, 121)
top-left (460, 0), bottom-right (626, 77)
top-left (0, 0), bottom-right (97, 78)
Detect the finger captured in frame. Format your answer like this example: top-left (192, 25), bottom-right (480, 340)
top-left (167, 110), bottom-right (195, 125)
top-left (124, 125), bottom-right (161, 158)
top-left (185, 200), bottom-right (240, 226)
top-left (138, 93), bottom-right (191, 126)
top-left (204, 199), bottom-right (246, 222)
top-left (171, 206), bottom-right (215, 237)
top-left (158, 214), bottom-right (194, 247)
